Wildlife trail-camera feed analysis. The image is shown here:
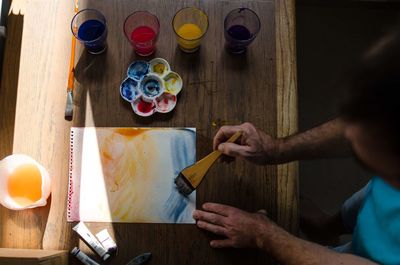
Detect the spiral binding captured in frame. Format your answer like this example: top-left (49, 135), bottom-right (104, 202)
top-left (67, 128), bottom-right (74, 219)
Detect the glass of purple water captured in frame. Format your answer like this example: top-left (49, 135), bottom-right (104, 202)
top-left (71, 9), bottom-right (107, 54)
top-left (224, 8), bottom-right (261, 54)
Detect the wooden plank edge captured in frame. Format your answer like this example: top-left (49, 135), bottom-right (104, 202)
top-left (275, 0), bottom-right (299, 234)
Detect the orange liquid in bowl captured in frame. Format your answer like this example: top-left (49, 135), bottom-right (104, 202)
top-left (7, 164), bottom-right (42, 207)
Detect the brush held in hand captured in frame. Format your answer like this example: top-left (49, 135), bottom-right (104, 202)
top-left (174, 130), bottom-right (242, 196)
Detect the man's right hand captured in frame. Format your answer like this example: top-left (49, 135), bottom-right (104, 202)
top-left (213, 122), bottom-right (282, 165)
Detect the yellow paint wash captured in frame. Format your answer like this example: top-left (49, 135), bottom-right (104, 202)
top-left (100, 128), bottom-right (161, 222)
top-left (177, 23), bottom-right (203, 51)
top-left (7, 164), bottom-right (42, 206)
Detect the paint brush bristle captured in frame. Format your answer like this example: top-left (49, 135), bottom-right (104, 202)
top-left (174, 173), bottom-right (195, 196)
top-left (65, 90), bottom-right (74, 120)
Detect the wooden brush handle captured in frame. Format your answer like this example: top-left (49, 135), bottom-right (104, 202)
top-left (67, 37), bottom-right (76, 91)
top-left (183, 130), bottom-right (242, 188)
top-left (223, 130), bottom-right (242, 144)
top-left (67, 1), bottom-right (79, 92)
top-left (198, 130), bottom-right (242, 167)
top-left (213, 129), bottom-right (242, 157)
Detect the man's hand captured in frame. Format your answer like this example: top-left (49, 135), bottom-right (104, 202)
top-left (213, 122), bottom-right (281, 165)
top-left (193, 203), bottom-right (378, 265)
top-left (193, 203), bottom-right (270, 249)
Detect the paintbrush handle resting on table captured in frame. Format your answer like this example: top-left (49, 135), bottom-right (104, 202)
top-left (180, 130), bottom-right (242, 189)
top-left (68, 1), bottom-right (78, 93)
top-left (65, 1), bottom-right (78, 120)
top-left (67, 39), bottom-right (76, 92)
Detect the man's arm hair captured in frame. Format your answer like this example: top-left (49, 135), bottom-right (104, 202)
top-left (259, 221), bottom-right (377, 265)
top-left (277, 118), bottom-right (352, 162)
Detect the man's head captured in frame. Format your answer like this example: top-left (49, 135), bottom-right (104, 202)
top-left (341, 30), bottom-right (400, 188)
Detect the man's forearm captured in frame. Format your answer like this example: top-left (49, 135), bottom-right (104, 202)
top-left (258, 222), bottom-right (377, 265)
top-left (275, 118), bottom-right (351, 162)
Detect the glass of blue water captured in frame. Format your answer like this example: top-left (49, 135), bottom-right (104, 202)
top-left (224, 8), bottom-right (261, 54)
top-left (71, 9), bottom-right (107, 54)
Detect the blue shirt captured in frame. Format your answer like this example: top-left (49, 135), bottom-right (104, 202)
top-left (352, 177), bottom-right (400, 264)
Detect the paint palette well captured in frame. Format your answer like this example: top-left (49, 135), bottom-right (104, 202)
top-left (120, 58), bottom-right (183, 117)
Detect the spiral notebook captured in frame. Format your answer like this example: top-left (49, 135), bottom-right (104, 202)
top-left (68, 127), bottom-right (196, 223)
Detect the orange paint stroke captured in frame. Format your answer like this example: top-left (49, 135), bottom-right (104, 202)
top-left (114, 128), bottom-right (149, 138)
top-left (7, 164), bottom-right (42, 206)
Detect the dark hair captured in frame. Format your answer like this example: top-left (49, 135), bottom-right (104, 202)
top-left (341, 30), bottom-right (400, 153)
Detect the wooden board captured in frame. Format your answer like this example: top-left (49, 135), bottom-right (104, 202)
top-left (0, 0), bottom-right (298, 264)
top-left (0, 248), bottom-right (68, 265)
top-left (275, 0), bottom-right (299, 232)
top-left (0, 0), bottom-right (77, 250)
top-left (68, 0), bottom-right (276, 264)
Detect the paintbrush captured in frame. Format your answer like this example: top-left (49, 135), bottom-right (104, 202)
top-left (174, 130), bottom-right (242, 196)
top-left (65, 0), bottom-right (78, 120)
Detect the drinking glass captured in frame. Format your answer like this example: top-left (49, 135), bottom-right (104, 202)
top-left (124, 11), bottom-right (160, 56)
top-left (172, 7), bottom-right (208, 53)
top-left (71, 9), bottom-right (108, 54)
top-left (224, 8), bottom-right (260, 54)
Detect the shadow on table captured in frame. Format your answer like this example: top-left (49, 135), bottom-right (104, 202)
top-left (0, 12), bottom-right (52, 249)
top-left (0, 12), bottom-right (23, 162)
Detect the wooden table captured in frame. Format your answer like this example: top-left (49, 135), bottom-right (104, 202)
top-left (0, 0), bottom-right (297, 264)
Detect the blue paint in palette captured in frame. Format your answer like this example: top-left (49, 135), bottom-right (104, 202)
top-left (142, 78), bottom-right (162, 98)
top-left (78, 19), bottom-right (107, 54)
top-left (127, 61), bottom-right (149, 81)
top-left (120, 78), bottom-right (139, 102)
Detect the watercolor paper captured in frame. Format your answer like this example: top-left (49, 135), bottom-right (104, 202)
top-left (68, 127), bottom-right (196, 223)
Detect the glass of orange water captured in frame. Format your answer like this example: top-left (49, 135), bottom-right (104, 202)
top-left (172, 7), bottom-right (209, 53)
top-left (0, 154), bottom-right (51, 210)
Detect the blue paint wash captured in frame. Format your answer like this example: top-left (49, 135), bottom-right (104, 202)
top-left (120, 78), bottom-right (139, 102)
top-left (164, 130), bottom-right (196, 222)
top-left (164, 191), bottom-right (191, 222)
top-left (127, 61), bottom-right (149, 81)
top-left (142, 78), bottom-right (162, 98)
top-left (78, 19), bottom-right (107, 54)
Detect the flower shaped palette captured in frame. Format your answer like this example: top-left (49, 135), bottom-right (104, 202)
top-left (120, 58), bottom-right (183, 117)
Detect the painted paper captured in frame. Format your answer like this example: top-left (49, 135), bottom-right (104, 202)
top-left (68, 127), bottom-right (196, 223)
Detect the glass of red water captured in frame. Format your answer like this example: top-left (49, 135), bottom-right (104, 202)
top-left (71, 9), bottom-right (108, 54)
top-left (224, 8), bottom-right (261, 54)
top-left (124, 11), bottom-right (160, 56)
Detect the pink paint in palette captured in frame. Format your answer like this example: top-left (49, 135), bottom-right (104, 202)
top-left (155, 93), bottom-right (177, 113)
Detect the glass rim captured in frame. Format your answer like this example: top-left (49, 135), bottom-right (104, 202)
top-left (224, 7), bottom-right (261, 43)
top-left (172, 7), bottom-right (209, 41)
top-left (123, 11), bottom-right (160, 42)
top-left (71, 8), bottom-right (107, 44)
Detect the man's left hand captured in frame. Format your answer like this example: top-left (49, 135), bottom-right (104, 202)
top-left (193, 203), bottom-right (270, 249)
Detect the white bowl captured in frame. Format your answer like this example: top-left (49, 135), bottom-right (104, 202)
top-left (0, 154), bottom-right (51, 210)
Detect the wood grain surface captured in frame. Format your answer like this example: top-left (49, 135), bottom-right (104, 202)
top-left (275, 0), bottom-right (299, 233)
top-left (0, 0), bottom-right (298, 264)
top-left (0, 9), bottom-right (24, 250)
top-left (0, 248), bottom-right (68, 265)
top-left (0, 0), bottom-right (77, 250)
